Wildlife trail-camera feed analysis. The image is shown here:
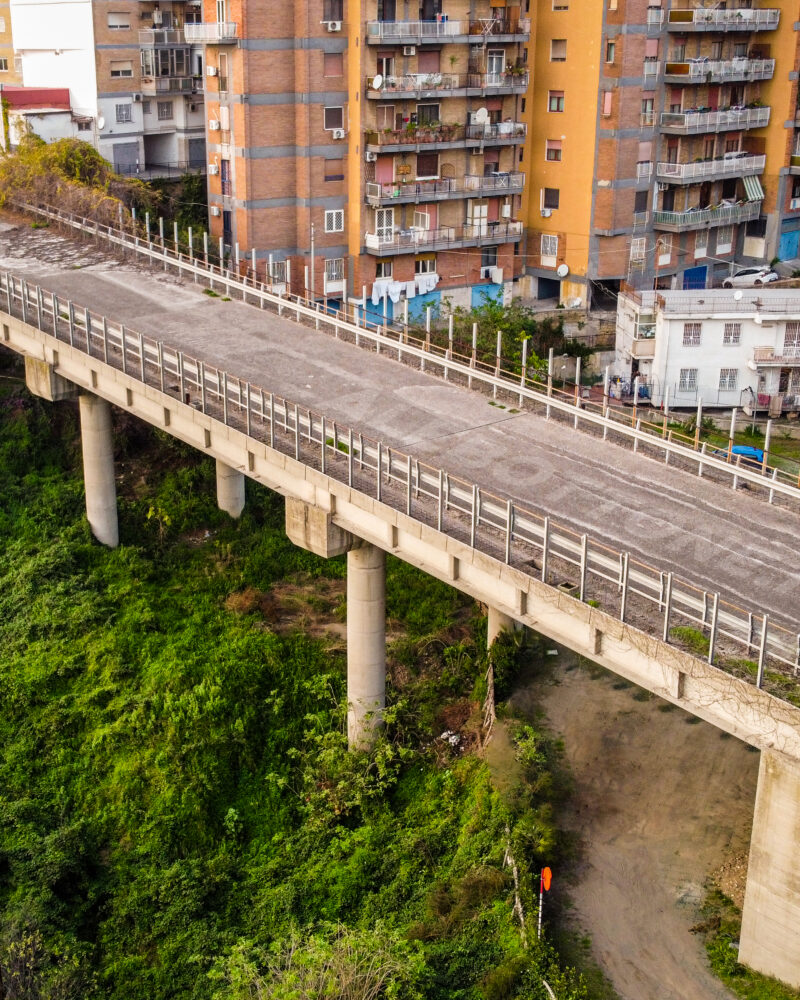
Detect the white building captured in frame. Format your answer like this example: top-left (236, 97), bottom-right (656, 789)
top-left (616, 287), bottom-right (800, 416)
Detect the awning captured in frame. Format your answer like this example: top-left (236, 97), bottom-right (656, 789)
top-left (743, 174), bottom-right (764, 201)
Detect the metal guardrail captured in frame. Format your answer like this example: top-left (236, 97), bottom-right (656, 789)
top-left (13, 201), bottom-right (800, 507)
top-left (2, 269), bottom-right (799, 705)
top-left (656, 154), bottom-right (766, 182)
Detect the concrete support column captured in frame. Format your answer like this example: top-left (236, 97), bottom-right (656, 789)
top-left (347, 543), bottom-right (386, 749)
top-left (216, 459), bottom-right (245, 518)
top-left (739, 750), bottom-right (800, 988)
top-left (78, 393), bottom-right (118, 548)
top-left (488, 606), bottom-right (517, 647)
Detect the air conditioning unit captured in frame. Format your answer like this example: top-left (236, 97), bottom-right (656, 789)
top-left (501, 202), bottom-right (511, 218)
top-left (210, 205), bottom-right (221, 216)
top-left (480, 266), bottom-right (492, 279)
top-left (327, 19), bottom-right (342, 31)
top-left (208, 163), bottom-right (219, 174)
top-left (332, 128), bottom-right (346, 139)
top-left (541, 208), bottom-right (552, 218)
top-left (133, 93), bottom-right (142, 102)
top-left (490, 266), bottom-right (504, 284)
top-left (206, 65), bottom-right (218, 77)
top-left (209, 119), bottom-right (221, 130)
top-left (403, 45), bottom-right (416, 55)
top-left (365, 150), bottom-right (377, 162)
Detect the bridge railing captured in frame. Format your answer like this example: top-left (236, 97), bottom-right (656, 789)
top-left (3, 269), bottom-right (799, 706)
top-left (11, 200), bottom-right (800, 511)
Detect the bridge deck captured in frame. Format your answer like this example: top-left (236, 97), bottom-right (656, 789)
top-left (1, 220), bottom-right (798, 632)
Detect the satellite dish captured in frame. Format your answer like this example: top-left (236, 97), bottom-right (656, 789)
top-left (556, 263), bottom-right (570, 278)
top-left (371, 74), bottom-right (383, 90)
top-left (474, 107), bottom-right (489, 124)
top-left (733, 289), bottom-right (743, 300)
top-left (97, 117), bottom-right (105, 130)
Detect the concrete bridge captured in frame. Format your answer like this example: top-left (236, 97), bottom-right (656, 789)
top-left (1, 222), bottom-right (800, 987)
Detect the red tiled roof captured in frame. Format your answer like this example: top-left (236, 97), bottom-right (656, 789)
top-left (1, 86), bottom-right (71, 111)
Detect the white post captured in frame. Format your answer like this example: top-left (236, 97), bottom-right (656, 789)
top-left (347, 544), bottom-right (386, 748)
top-left (729, 406), bottom-right (738, 459)
top-left (78, 394), bottom-right (118, 548)
top-left (188, 227), bottom-right (193, 260)
top-left (763, 418), bottom-right (772, 473)
top-left (215, 459), bottom-right (245, 518)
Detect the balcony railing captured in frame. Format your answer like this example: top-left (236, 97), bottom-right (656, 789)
top-left (365, 71), bottom-right (529, 97)
top-left (656, 153), bottom-right (765, 182)
top-left (641, 111), bottom-right (656, 127)
top-left (664, 58), bottom-right (775, 83)
top-left (667, 8), bottom-right (779, 31)
top-left (183, 21), bottom-right (238, 42)
top-left (753, 346), bottom-right (800, 365)
top-left (364, 220), bottom-right (522, 253)
top-left (138, 28), bottom-right (185, 44)
top-left (366, 19), bottom-right (465, 40)
top-left (365, 121), bottom-right (526, 149)
top-left (140, 75), bottom-right (196, 93)
top-left (467, 17), bottom-right (531, 36)
top-left (790, 154), bottom-right (800, 174)
top-left (364, 171), bottom-right (525, 206)
top-left (652, 200), bottom-right (762, 231)
top-left (659, 106), bottom-right (771, 134)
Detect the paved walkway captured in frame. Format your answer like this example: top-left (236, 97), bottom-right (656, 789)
top-left (1, 223), bottom-right (798, 631)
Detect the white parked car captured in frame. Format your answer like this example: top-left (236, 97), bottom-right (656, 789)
top-left (722, 267), bottom-right (780, 288)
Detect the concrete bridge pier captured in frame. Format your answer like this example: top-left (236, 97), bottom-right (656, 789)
top-left (215, 459), bottom-right (245, 518)
top-left (78, 393), bottom-right (119, 548)
top-left (284, 498), bottom-right (386, 749)
top-left (738, 750), bottom-right (800, 987)
top-left (487, 606), bottom-right (518, 648)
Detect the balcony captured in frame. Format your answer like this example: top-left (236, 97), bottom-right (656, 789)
top-left (365, 121), bottom-right (526, 153)
top-left (183, 21), bottom-right (237, 42)
top-left (467, 17), bottom-right (531, 38)
top-left (365, 19), bottom-right (466, 42)
top-left (753, 347), bottom-right (800, 367)
top-left (364, 220), bottom-right (523, 255)
top-left (789, 154), bottom-right (800, 175)
top-left (652, 199), bottom-right (762, 231)
top-left (365, 71), bottom-right (529, 98)
top-left (138, 28), bottom-right (185, 44)
top-left (364, 171), bottom-right (525, 206)
top-left (663, 58), bottom-right (775, 83)
top-left (140, 75), bottom-right (196, 94)
top-left (656, 153), bottom-right (766, 183)
top-left (667, 7), bottom-right (779, 31)
top-left (659, 106), bottom-right (770, 134)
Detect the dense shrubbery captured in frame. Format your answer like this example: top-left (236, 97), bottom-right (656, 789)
top-left (0, 364), bottom-right (587, 999)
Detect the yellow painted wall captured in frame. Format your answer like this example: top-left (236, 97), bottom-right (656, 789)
top-left (0, 0), bottom-right (21, 86)
top-left (758, 0), bottom-right (798, 216)
top-left (523, 0), bottom-right (603, 282)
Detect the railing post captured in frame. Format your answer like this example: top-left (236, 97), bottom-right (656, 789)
top-left (707, 593), bottom-right (719, 665)
top-left (348, 428), bottom-right (354, 486)
top-left (121, 325), bottom-right (128, 374)
top-left (505, 499), bottom-right (513, 564)
top-left (619, 552), bottom-right (630, 623)
top-left (662, 572), bottom-right (673, 642)
top-left (222, 371), bottom-right (228, 424)
top-left (437, 468), bottom-right (444, 531)
top-left (376, 441), bottom-right (382, 501)
top-left (406, 454), bottom-right (412, 515)
top-left (541, 517), bottom-right (550, 583)
top-left (294, 403), bottom-right (300, 459)
top-left (756, 614), bottom-right (769, 689)
top-left (178, 350), bottom-right (184, 401)
top-left (246, 383), bottom-right (252, 437)
top-left (200, 361), bottom-right (206, 412)
top-left (139, 332), bottom-right (145, 382)
top-left (321, 415), bottom-right (327, 474)
top-left (579, 533), bottom-right (588, 601)
top-left (470, 483), bottom-right (478, 547)
top-left (68, 300), bottom-right (75, 346)
top-left (269, 391), bottom-right (275, 448)
top-left (158, 341), bottom-right (164, 392)
top-left (20, 280), bottom-right (28, 325)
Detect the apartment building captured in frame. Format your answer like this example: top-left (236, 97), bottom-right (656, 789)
top-left (0, 0), bottom-right (21, 84)
top-left (616, 286), bottom-right (800, 414)
top-left (191, 0), bottom-right (530, 317)
top-left (7, 0), bottom-right (206, 174)
top-left (524, 0), bottom-right (797, 306)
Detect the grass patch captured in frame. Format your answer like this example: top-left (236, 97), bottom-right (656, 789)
top-left (203, 288), bottom-right (220, 297)
top-left (669, 625), bottom-right (710, 657)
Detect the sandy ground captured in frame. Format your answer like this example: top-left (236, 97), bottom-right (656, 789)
top-left (513, 652), bottom-right (760, 1000)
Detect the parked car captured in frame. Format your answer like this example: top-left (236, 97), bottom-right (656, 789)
top-left (722, 267), bottom-right (779, 288)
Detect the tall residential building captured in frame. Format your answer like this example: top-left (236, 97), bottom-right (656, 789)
top-left (7, 0), bottom-right (207, 173)
top-left (191, 0), bottom-right (531, 317)
top-left (524, 0), bottom-right (797, 306)
top-left (0, 0), bottom-right (21, 84)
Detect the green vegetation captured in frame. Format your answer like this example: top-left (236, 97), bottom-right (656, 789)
top-left (0, 358), bottom-right (588, 1000)
top-left (695, 889), bottom-right (800, 1000)
top-left (0, 136), bottom-right (158, 224)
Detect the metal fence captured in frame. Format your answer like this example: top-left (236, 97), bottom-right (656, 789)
top-left (12, 200), bottom-right (800, 507)
top-left (2, 269), bottom-right (799, 709)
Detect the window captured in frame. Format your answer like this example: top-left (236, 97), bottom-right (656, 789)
top-left (548, 90), bottom-right (564, 112)
top-left (630, 237), bottom-right (646, 261)
top-left (694, 229), bottom-right (708, 258)
top-left (115, 104), bottom-right (132, 123)
top-left (657, 235), bottom-right (671, 265)
top-left (157, 101), bottom-right (173, 120)
top-left (376, 259), bottom-right (393, 279)
top-left (711, 40), bottom-right (722, 60)
top-left (324, 209), bottom-right (344, 233)
top-left (719, 368), bottom-right (738, 391)
top-left (481, 245), bottom-right (499, 269)
top-left (723, 323), bottom-right (741, 345)
top-left (679, 368), bottom-right (698, 392)
top-left (546, 139), bottom-right (562, 161)
top-left (77, 120), bottom-right (92, 131)
top-left (324, 52), bottom-right (343, 77)
top-left (550, 39), bottom-right (567, 62)
top-left (717, 225), bottom-right (733, 252)
top-left (683, 322), bottom-right (701, 346)
top-left (725, 137), bottom-right (739, 154)
top-left (110, 59), bottom-right (133, 78)
top-left (0, 16), bottom-right (5, 30)
top-left (323, 0), bottom-right (343, 18)
top-left (784, 322), bottom-right (800, 355)
top-left (375, 207), bottom-right (394, 238)
top-left (0, 58), bottom-right (7, 72)
top-left (541, 234), bottom-right (558, 257)
top-left (412, 210), bottom-right (430, 230)
top-left (325, 257), bottom-right (344, 282)
top-left (324, 158), bottom-right (344, 181)
top-left (733, 42), bottom-right (747, 58)
top-left (543, 187), bottom-right (559, 209)
top-left (323, 106), bottom-right (344, 130)
top-left (415, 255), bottom-right (436, 274)
top-left (553, 0), bottom-right (568, 8)
top-left (608, 0), bottom-right (617, 8)
top-left (605, 40), bottom-right (615, 63)
top-left (641, 97), bottom-right (654, 125)
top-left (142, 100), bottom-right (151, 114)
top-left (417, 103), bottom-right (440, 125)
top-left (107, 11), bottom-right (130, 29)
top-left (601, 91), bottom-right (612, 116)
top-left (416, 152), bottom-right (439, 178)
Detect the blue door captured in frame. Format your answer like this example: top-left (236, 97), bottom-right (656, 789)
top-left (683, 265), bottom-right (707, 290)
top-left (779, 228), bottom-right (800, 261)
